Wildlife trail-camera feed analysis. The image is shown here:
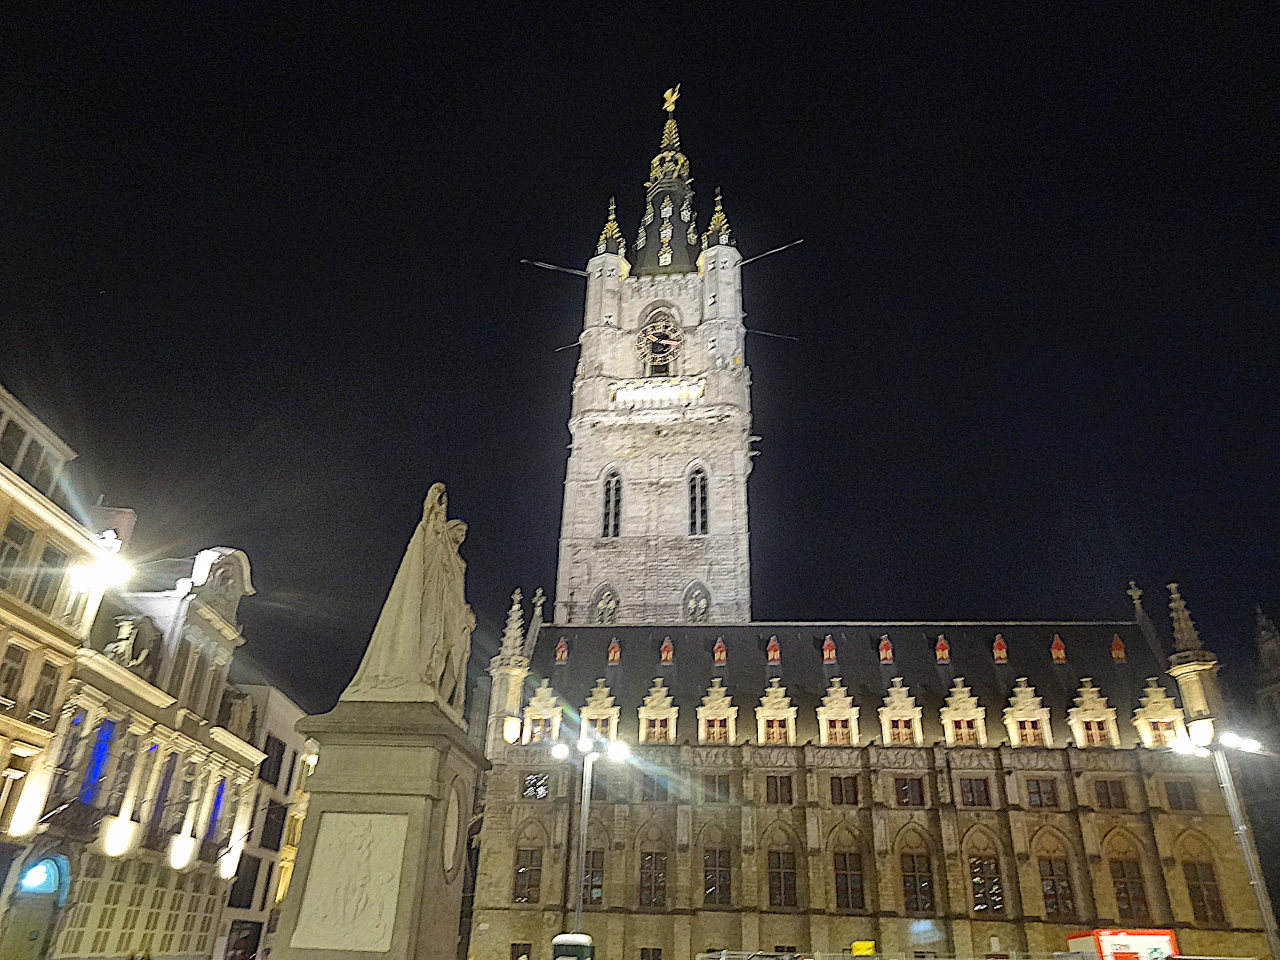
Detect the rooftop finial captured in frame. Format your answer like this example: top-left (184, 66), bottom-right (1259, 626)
top-left (1168, 582), bottom-right (1202, 653)
top-left (1126, 580), bottom-right (1145, 615)
top-left (663, 84), bottom-right (680, 113)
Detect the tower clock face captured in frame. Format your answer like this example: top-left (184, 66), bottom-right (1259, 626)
top-left (635, 317), bottom-right (684, 364)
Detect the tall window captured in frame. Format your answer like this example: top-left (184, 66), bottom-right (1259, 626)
top-left (259, 735), bottom-right (286, 785)
top-left (28, 544), bottom-right (68, 613)
top-left (1183, 860), bottom-right (1225, 923)
top-left (969, 856), bottom-right (1004, 912)
top-left (767, 849), bottom-right (797, 907)
top-left (512, 848), bottom-right (542, 903)
top-left (0, 643), bottom-right (28, 704)
top-left (1039, 857), bottom-right (1075, 918)
top-left (260, 800), bottom-right (287, 851)
top-left (0, 519), bottom-right (33, 594)
top-left (28, 661), bottom-right (60, 721)
top-left (833, 852), bottom-right (864, 910)
top-left (688, 468), bottom-right (708, 535)
top-left (1110, 859), bottom-right (1148, 920)
top-left (703, 847), bottom-right (731, 905)
top-left (639, 850), bottom-right (667, 907)
top-left (901, 853), bottom-right (934, 914)
top-left (601, 471), bottom-right (622, 538)
top-left (527, 718), bottom-right (551, 743)
top-left (582, 849), bottom-right (604, 906)
top-left (830, 776), bottom-right (857, 805)
top-left (105, 732), bottom-right (138, 816)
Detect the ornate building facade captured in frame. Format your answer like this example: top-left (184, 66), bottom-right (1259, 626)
top-left (466, 93), bottom-right (1273, 960)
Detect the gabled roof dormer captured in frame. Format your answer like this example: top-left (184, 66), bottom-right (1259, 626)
top-left (878, 678), bottom-right (923, 746)
top-left (940, 677), bottom-right (987, 746)
top-left (815, 676), bottom-right (859, 746)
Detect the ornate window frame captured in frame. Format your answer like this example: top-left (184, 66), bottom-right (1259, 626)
top-left (1003, 678), bottom-right (1054, 747)
top-left (1066, 678), bottom-right (1119, 749)
top-left (580, 678), bottom-right (620, 742)
top-left (589, 583), bottom-right (619, 625)
top-left (687, 466), bottom-right (709, 536)
top-left (940, 677), bottom-right (988, 746)
top-left (522, 679), bottom-right (562, 744)
top-left (878, 678), bottom-right (924, 746)
top-left (1132, 678), bottom-right (1187, 748)
top-left (601, 470), bottom-right (622, 538)
top-left (682, 581), bottom-right (711, 623)
top-left (697, 677), bottom-right (737, 744)
top-left (755, 678), bottom-right (797, 745)
top-left (638, 677), bottom-right (677, 744)
top-left (816, 677), bottom-right (859, 746)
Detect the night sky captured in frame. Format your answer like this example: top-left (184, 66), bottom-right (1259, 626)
top-left (2, 7), bottom-right (1275, 712)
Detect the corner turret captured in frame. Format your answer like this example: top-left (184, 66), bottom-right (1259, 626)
top-left (1165, 582), bottom-right (1224, 744)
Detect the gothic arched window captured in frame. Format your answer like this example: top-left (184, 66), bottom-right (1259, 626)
top-left (683, 582), bottom-right (711, 623)
top-left (688, 467), bottom-right (708, 535)
top-left (601, 471), bottom-right (621, 538)
top-left (591, 584), bottom-right (619, 625)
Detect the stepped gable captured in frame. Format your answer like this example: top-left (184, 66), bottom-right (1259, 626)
top-left (526, 620), bottom-right (1165, 746)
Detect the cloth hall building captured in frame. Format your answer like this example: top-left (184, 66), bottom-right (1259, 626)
top-left (464, 92), bottom-right (1274, 960)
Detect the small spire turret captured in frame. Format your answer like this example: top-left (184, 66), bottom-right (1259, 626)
top-left (702, 188), bottom-right (735, 249)
top-left (1168, 582), bottom-right (1202, 652)
top-left (500, 588), bottom-right (525, 655)
top-left (1126, 580), bottom-right (1145, 615)
top-left (596, 197), bottom-right (627, 257)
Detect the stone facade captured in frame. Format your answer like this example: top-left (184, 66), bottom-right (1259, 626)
top-left (470, 740), bottom-right (1266, 959)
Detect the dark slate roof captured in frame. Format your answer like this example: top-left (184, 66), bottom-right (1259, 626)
top-left (524, 620), bottom-right (1173, 748)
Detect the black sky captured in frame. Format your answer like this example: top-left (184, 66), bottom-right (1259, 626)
top-left (2, 5), bottom-right (1276, 712)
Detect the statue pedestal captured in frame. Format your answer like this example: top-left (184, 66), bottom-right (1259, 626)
top-left (273, 699), bottom-right (488, 960)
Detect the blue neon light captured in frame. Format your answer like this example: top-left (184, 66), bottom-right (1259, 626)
top-left (79, 719), bottom-right (115, 805)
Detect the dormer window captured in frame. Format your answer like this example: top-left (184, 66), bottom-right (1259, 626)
top-left (827, 718), bottom-right (852, 745)
top-left (705, 717), bottom-right (728, 743)
top-left (764, 719), bottom-right (788, 744)
top-left (1081, 720), bottom-right (1109, 747)
top-left (953, 719), bottom-right (979, 744)
top-left (889, 719), bottom-right (914, 744)
top-left (698, 678), bottom-right (737, 744)
top-left (646, 717), bottom-right (670, 742)
top-left (1018, 720), bottom-right (1045, 745)
top-left (1148, 719), bottom-right (1176, 747)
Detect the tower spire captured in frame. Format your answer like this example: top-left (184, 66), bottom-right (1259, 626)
top-left (500, 588), bottom-right (525, 655)
top-left (633, 84), bottom-right (698, 276)
top-left (702, 188), bottom-right (735, 249)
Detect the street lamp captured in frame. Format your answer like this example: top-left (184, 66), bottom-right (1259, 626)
top-left (1170, 730), bottom-right (1280, 958)
top-left (550, 734), bottom-right (630, 935)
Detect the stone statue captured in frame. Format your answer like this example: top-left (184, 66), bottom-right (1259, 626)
top-left (342, 483), bottom-right (474, 715)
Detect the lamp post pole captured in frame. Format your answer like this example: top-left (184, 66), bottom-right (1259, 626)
top-left (573, 750), bottom-right (596, 934)
top-left (1209, 743), bottom-right (1280, 959)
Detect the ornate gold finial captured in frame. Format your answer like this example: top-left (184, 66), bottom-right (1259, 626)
top-left (702, 187), bottom-right (734, 249)
top-left (1167, 582), bottom-right (1202, 653)
top-left (663, 84), bottom-right (681, 113)
top-left (596, 196), bottom-right (626, 257)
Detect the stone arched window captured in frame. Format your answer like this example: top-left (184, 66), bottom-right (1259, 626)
top-left (699, 824), bottom-right (732, 907)
top-left (511, 821), bottom-right (546, 904)
top-left (764, 827), bottom-right (802, 908)
top-left (829, 825), bottom-right (865, 911)
top-left (590, 584), bottom-right (619, 625)
top-left (601, 470), bottom-right (621, 538)
top-left (637, 823), bottom-right (669, 908)
top-left (683, 582), bottom-right (710, 623)
top-left (897, 828), bottom-right (935, 916)
top-left (963, 827), bottom-right (1005, 915)
top-left (1032, 828), bottom-right (1077, 920)
top-left (1104, 831), bottom-right (1152, 923)
top-left (1177, 833), bottom-right (1226, 925)
top-left (688, 467), bottom-right (708, 535)
top-left (581, 823), bottom-right (609, 908)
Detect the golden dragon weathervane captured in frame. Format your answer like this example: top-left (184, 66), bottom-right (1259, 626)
top-left (663, 84), bottom-right (680, 113)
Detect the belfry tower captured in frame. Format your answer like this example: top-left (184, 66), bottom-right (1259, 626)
top-left (553, 88), bottom-right (753, 625)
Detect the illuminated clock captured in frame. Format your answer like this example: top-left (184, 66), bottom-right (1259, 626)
top-left (634, 317), bottom-right (684, 364)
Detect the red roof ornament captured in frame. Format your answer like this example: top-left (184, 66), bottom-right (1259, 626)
top-left (766, 635), bottom-right (781, 665)
top-left (607, 637), bottom-right (621, 665)
top-left (935, 634), bottom-right (950, 664)
top-left (660, 636), bottom-right (674, 664)
top-left (554, 637), bottom-right (569, 664)
top-left (713, 636), bottom-right (727, 666)
top-left (878, 635), bottom-right (894, 665)
top-left (1050, 633), bottom-right (1066, 663)
top-left (1111, 633), bottom-right (1127, 663)
top-left (822, 634), bottom-right (837, 664)
top-left (993, 633), bottom-right (1008, 664)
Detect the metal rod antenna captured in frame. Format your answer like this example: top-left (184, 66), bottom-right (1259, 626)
top-left (553, 341), bottom-right (582, 353)
top-left (520, 259), bottom-right (588, 278)
top-left (745, 329), bottom-right (800, 342)
top-left (740, 238), bottom-right (803, 266)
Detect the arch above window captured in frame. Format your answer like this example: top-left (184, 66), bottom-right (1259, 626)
top-left (683, 582), bottom-right (711, 623)
top-left (687, 467), bottom-right (708, 535)
top-left (590, 584), bottom-right (619, 625)
top-left (601, 470), bottom-right (621, 538)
